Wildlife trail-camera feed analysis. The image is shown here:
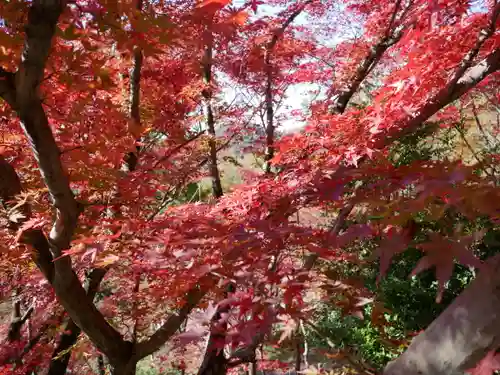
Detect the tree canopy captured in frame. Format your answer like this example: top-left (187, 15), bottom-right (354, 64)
top-left (0, 0), bottom-right (499, 375)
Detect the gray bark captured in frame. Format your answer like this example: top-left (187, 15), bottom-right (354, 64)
top-left (384, 255), bottom-right (500, 375)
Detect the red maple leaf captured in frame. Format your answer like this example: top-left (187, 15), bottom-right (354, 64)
top-left (375, 225), bottom-right (411, 282)
top-left (412, 233), bottom-right (482, 302)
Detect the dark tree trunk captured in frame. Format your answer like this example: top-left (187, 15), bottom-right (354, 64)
top-left (47, 319), bottom-right (80, 375)
top-left (201, 31), bottom-right (223, 199)
top-left (47, 268), bottom-right (107, 375)
top-left (7, 297), bottom-right (33, 342)
top-left (98, 354), bottom-right (106, 375)
top-left (196, 304), bottom-right (229, 375)
top-left (111, 360), bottom-right (137, 375)
top-left (123, 0), bottom-right (144, 172)
top-left (294, 335), bottom-right (302, 372)
top-left (263, 50), bottom-right (274, 174)
top-left (196, 284), bottom-right (235, 375)
top-left (261, 0), bottom-right (313, 173)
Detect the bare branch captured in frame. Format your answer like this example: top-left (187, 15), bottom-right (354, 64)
top-left (134, 279), bottom-right (210, 359)
top-left (267, 0), bottom-right (315, 52)
top-left (7, 298), bottom-right (34, 342)
top-left (14, 1), bottom-right (79, 252)
top-left (0, 1), bottom-right (129, 361)
top-left (152, 130), bottom-right (206, 169)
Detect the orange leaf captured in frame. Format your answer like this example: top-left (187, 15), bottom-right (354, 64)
top-left (95, 254), bottom-right (120, 267)
top-left (231, 11), bottom-right (249, 25)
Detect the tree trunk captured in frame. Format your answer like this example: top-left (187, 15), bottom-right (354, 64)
top-left (197, 348), bottom-right (227, 375)
top-left (201, 31), bottom-right (223, 199)
top-left (383, 255), bottom-right (500, 375)
top-left (98, 354), bottom-right (106, 375)
top-left (294, 334), bottom-right (302, 372)
top-left (248, 361), bottom-right (257, 375)
top-left (262, 0), bottom-right (314, 174)
top-left (299, 320), bottom-right (309, 368)
top-left (47, 268), bottom-right (107, 375)
top-left (111, 360), bottom-right (137, 375)
top-left (47, 319), bottom-right (80, 375)
top-left (196, 284), bottom-right (235, 375)
top-left (196, 303), bottom-right (229, 375)
top-left (7, 295), bottom-right (33, 342)
top-left (123, 0), bottom-right (144, 172)
top-left (263, 50), bottom-right (274, 174)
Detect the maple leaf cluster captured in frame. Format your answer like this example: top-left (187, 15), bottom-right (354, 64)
top-left (0, 0), bottom-right (498, 374)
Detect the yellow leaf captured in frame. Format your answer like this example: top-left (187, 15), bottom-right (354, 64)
top-left (96, 254), bottom-right (119, 267)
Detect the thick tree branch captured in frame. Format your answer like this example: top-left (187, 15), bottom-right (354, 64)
top-left (134, 280), bottom-right (209, 358)
top-left (330, 0), bottom-right (407, 114)
top-left (0, 155), bottom-right (127, 364)
top-left (1, 270), bottom-right (107, 370)
top-left (15, 0), bottom-right (79, 252)
top-left (0, 154), bottom-right (54, 280)
top-left (47, 268), bottom-right (108, 375)
top-left (376, 3), bottom-right (499, 148)
top-left (0, 1), bottom-right (129, 364)
top-left (383, 47), bottom-right (500, 149)
top-left (449, 2), bottom-right (499, 89)
top-left (384, 255), bottom-right (500, 375)
top-left (196, 284), bottom-right (235, 375)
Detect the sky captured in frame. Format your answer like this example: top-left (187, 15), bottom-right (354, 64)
top-left (220, 0), bottom-right (490, 134)
top-left (220, 1), bottom-right (347, 133)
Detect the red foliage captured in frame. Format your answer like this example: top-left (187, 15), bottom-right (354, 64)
top-left (0, 0), bottom-right (498, 373)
